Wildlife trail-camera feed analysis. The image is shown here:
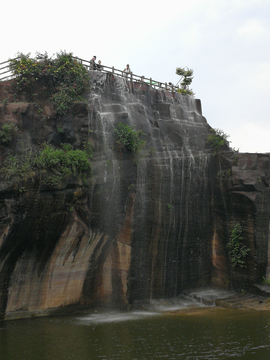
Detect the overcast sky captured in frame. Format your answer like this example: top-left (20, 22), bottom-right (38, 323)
top-left (1, 0), bottom-right (269, 153)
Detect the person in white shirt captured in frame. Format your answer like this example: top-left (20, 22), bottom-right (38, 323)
top-left (123, 64), bottom-right (131, 75)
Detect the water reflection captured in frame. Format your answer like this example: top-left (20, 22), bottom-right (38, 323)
top-left (76, 311), bottom-right (157, 324)
top-left (1, 307), bottom-right (270, 359)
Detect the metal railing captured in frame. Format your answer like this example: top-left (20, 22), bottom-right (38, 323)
top-left (0, 56), bottom-right (181, 93)
top-left (73, 56), bottom-right (180, 93)
top-left (0, 58), bottom-right (19, 81)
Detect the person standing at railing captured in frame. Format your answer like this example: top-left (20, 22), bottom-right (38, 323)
top-left (90, 56), bottom-right (97, 70)
top-left (96, 60), bottom-right (103, 71)
top-left (123, 64), bottom-right (131, 77)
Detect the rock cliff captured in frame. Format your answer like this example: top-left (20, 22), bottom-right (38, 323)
top-left (0, 71), bottom-right (269, 320)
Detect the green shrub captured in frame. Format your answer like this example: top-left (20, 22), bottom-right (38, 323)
top-left (33, 143), bottom-right (91, 185)
top-left (0, 143), bottom-right (92, 186)
top-left (9, 51), bottom-right (90, 115)
top-left (0, 150), bottom-right (32, 180)
top-left (227, 222), bottom-right (250, 268)
top-left (51, 90), bottom-right (73, 115)
top-left (83, 139), bottom-right (94, 157)
top-left (0, 122), bottom-right (18, 144)
top-left (207, 128), bottom-right (230, 155)
top-left (114, 123), bottom-right (145, 152)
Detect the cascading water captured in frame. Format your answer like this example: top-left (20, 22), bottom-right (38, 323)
top-left (86, 70), bottom-right (215, 306)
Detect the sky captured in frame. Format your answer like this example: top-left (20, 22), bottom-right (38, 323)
top-left (1, 0), bottom-right (270, 153)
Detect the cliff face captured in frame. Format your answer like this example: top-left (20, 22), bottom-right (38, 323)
top-left (0, 72), bottom-right (269, 320)
top-left (212, 152), bottom-right (270, 289)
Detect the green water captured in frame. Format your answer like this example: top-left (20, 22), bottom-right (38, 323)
top-left (1, 308), bottom-right (270, 359)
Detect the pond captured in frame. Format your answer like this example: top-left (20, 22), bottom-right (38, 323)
top-left (1, 303), bottom-right (270, 359)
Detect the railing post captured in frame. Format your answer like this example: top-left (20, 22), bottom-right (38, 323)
top-left (165, 82), bottom-right (167, 90)
top-left (130, 72), bottom-right (133, 82)
top-left (150, 78), bottom-right (152, 87)
top-left (112, 66), bottom-right (114, 74)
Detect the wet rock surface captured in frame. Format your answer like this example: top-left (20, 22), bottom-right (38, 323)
top-left (0, 72), bottom-right (269, 320)
top-left (183, 287), bottom-right (270, 311)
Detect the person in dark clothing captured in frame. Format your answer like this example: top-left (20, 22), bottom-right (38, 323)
top-left (90, 56), bottom-right (97, 70)
top-left (96, 60), bottom-right (103, 71)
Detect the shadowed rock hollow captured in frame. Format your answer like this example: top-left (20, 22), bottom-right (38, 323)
top-left (0, 71), bottom-right (269, 320)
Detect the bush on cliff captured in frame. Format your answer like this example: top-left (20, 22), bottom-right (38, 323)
top-left (33, 143), bottom-right (91, 185)
top-left (227, 222), bottom-right (250, 268)
top-left (0, 143), bottom-right (92, 186)
top-left (207, 128), bottom-right (230, 155)
top-left (0, 122), bottom-right (18, 144)
top-left (114, 123), bottom-right (145, 153)
top-left (9, 51), bottom-right (90, 115)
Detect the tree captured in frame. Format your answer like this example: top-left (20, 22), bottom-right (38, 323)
top-left (176, 67), bottom-right (194, 95)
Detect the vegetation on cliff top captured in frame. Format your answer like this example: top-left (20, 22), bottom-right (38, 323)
top-left (207, 128), bottom-right (230, 155)
top-left (176, 67), bottom-right (194, 95)
top-left (9, 51), bottom-right (90, 115)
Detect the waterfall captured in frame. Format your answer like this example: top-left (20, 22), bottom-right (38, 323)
top-left (0, 70), bottom-right (268, 320)
top-left (88, 70), bottom-right (214, 304)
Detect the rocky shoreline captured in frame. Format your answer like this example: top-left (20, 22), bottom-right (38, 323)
top-left (179, 287), bottom-right (270, 312)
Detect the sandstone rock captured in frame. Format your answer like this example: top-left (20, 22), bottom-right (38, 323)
top-left (0, 72), bottom-right (269, 320)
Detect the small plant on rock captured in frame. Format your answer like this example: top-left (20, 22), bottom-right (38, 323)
top-left (167, 203), bottom-right (173, 211)
top-left (262, 277), bottom-right (270, 286)
top-left (0, 122), bottom-right (18, 144)
top-left (227, 222), bottom-right (250, 268)
top-left (114, 123), bottom-right (145, 153)
top-left (0, 149), bottom-right (33, 180)
top-left (207, 128), bottom-right (230, 155)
